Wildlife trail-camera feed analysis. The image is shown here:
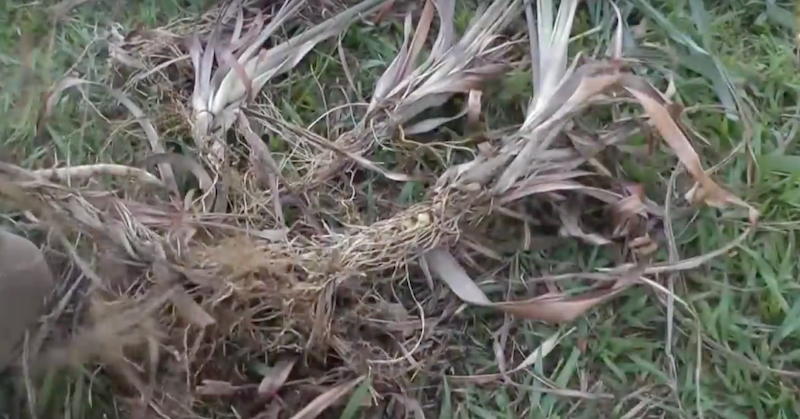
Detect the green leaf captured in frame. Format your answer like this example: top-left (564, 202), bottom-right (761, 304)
top-left (740, 245), bottom-right (790, 315)
top-left (338, 376), bottom-right (372, 419)
top-left (629, 0), bottom-right (706, 54)
top-left (757, 154), bottom-right (800, 175)
top-left (687, 0), bottom-right (712, 49)
top-left (438, 379), bottom-right (453, 419)
top-left (631, 0), bottom-right (738, 118)
top-left (765, 2), bottom-right (792, 29)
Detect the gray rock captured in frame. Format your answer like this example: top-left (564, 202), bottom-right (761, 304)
top-left (0, 230), bottom-right (54, 367)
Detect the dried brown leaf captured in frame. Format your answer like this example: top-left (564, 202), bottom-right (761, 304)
top-left (371, 14), bottom-right (413, 110)
top-left (144, 153), bottom-right (216, 211)
top-left (449, 329), bottom-right (567, 384)
top-left (629, 235), bottom-right (658, 256)
top-left (424, 248), bottom-right (637, 322)
top-left (403, 108), bottom-right (467, 135)
top-left (372, 0), bottom-right (396, 24)
top-left (169, 287), bottom-right (216, 328)
top-left (621, 75), bottom-right (758, 221)
top-left (288, 376), bottom-right (365, 419)
top-left (257, 359), bottom-right (296, 397)
top-left (389, 394), bottom-right (426, 419)
top-left (496, 72), bottom-right (621, 194)
top-left (403, 0), bottom-right (435, 79)
top-left (237, 113), bottom-right (285, 225)
top-left (611, 183), bottom-right (648, 237)
top-left (557, 205), bottom-right (611, 246)
top-left (196, 380), bottom-right (238, 396)
top-left (429, 0), bottom-right (456, 60)
top-left (466, 89), bottom-right (482, 129)
top-left (496, 280), bottom-right (633, 322)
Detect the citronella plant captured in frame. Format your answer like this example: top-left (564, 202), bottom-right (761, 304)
top-left (376, 0), bottom-right (521, 129)
top-left (434, 0), bottom-right (586, 191)
top-left (425, 0), bottom-right (757, 322)
top-left (189, 0), bottom-right (388, 167)
top-left (296, 0), bottom-right (522, 187)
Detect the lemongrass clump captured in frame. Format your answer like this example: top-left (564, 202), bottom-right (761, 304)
top-left (451, 0), bottom-right (755, 217)
top-left (431, 0), bottom-right (650, 226)
top-left (278, 0), bottom-right (523, 189)
top-left (189, 0), bottom-right (388, 168)
top-left (419, 0), bottom-right (758, 322)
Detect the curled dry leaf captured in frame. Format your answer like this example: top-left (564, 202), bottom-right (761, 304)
top-left (423, 247), bottom-right (639, 322)
top-left (608, 184), bottom-right (645, 238)
top-left (620, 75), bottom-right (758, 222)
top-left (629, 235), bottom-right (658, 256)
top-left (557, 204), bottom-right (611, 246)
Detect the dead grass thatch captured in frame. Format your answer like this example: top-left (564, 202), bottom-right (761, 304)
top-left (8, 0), bottom-right (760, 418)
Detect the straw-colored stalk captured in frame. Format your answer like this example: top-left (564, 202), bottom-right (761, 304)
top-left (196, 200), bottom-right (450, 283)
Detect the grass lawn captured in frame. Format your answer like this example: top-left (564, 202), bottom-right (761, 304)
top-left (0, 0), bottom-right (798, 418)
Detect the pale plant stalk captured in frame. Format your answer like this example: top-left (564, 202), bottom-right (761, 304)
top-left (32, 165), bottom-right (165, 187)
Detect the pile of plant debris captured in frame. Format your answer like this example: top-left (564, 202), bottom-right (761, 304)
top-left (3, 0), bottom-right (757, 417)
